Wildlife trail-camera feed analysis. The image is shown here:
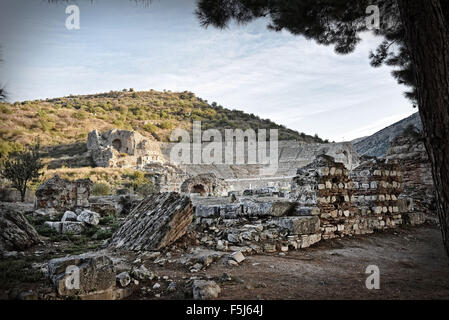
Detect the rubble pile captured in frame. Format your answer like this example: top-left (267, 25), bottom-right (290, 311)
top-left (108, 192), bottom-right (194, 251)
top-left (193, 198), bottom-right (321, 253)
top-left (44, 209), bottom-right (100, 235)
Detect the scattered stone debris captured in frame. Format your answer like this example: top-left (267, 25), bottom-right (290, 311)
top-left (131, 264), bottom-right (155, 281)
top-left (109, 192), bottom-right (193, 251)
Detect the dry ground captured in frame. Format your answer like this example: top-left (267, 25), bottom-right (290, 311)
top-left (149, 224), bottom-right (449, 300)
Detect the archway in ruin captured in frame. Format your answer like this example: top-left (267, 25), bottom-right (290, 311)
top-left (192, 184), bottom-right (207, 196)
top-left (112, 139), bottom-right (122, 152)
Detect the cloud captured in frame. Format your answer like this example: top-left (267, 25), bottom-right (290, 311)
top-left (0, 0), bottom-right (415, 141)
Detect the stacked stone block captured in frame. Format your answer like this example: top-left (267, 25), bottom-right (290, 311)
top-left (350, 158), bottom-right (403, 230)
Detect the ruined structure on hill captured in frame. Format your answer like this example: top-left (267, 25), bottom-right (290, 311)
top-left (87, 129), bottom-right (164, 168)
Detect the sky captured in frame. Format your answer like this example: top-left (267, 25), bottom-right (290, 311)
top-left (0, 0), bottom-right (417, 142)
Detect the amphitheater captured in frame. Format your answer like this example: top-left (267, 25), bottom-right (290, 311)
top-left (87, 129), bottom-right (360, 193)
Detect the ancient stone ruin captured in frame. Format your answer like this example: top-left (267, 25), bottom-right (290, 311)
top-left (35, 175), bottom-right (92, 213)
top-left (180, 173), bottom-right (229, 196)
top-left (109, 192), bottom-right (193, 251)
top-left (386, 135), bottom-right (436, 215)
top-left (88, 129), bottom-right (164, 168)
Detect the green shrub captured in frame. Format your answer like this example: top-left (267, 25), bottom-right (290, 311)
top-left (160, 121), bottom-right (173, 130)
top-left (143, 123), bottom-right (158, 133)
top-left (73, 110), bottom-right (88, 120)
top-left (92, 183), bottom-right (111, 196)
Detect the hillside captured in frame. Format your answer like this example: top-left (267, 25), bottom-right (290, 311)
top-left (352, 112), bottom-right (422, 158)
top-left (0, 89), bottom-right (324, 157)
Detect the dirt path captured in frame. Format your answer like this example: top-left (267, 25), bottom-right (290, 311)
top-left (196, 225), bottom-right (449, 300)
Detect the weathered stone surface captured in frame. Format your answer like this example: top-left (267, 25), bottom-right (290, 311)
top-left (45, 221), bottom-right (85, 234)
top-left (229, 251), bottom-right (245, 264)
top-left (270, 216), bottom-right (320, 235)
top-left (0, 203), bottom-right (41, 252)
top-left (35, 175), bottom-right (92, 212)
top-left (116, 272), bottom-right (131, 288)
top-left (33, 208), bottom-right (58, 218)
top-left (131, 265), bottom-right (155, 281)
top-left (61, 211), bottom-right (77, 222)
top-left (89, 202), bottom-right (117, 216)
top-left (109, 192), bottom-right (193, 251)
top-left (192, 280), bottom-right (221, 300)
top-left (62, 222), bottom-right (85, 234)
top-left (241, 200), bottom-right (294, 217)
top-left (77, 210), bottom-right (100, 226)
top-left (48, 253), bottom-right (116, 298)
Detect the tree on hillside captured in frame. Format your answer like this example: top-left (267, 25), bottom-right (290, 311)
top-left (0, 143), bottom-right (43, 202)
top-left (196, 0), bottom-right (449, 257)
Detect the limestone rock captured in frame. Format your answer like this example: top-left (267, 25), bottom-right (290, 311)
top-left (109, 192), bottom-right (193, 251)
top-left (131, 265), bottom-right (155, 281)
top-left (77, 210), bottom-right (100, 226)
top-left (61, 211), bottom-right (77, 222)
top-left (192, 280), bottom-right (221, 300)
top-left (45, 221), bottom-right (85, 234)
top-left (270, 216), bottom-right (320, 235)
top-left (0, 203), bottom-right (41, 251)
top-left (62, 222), bottom-right (85, 234)
top-left (34, 208), bottom-right (58, 218)
top-left (229, 251), bottom-right (245, 264)
top-left (48, 253), bottom-right (116, 298)
top-left (116, 272), bottom-right (131, 288)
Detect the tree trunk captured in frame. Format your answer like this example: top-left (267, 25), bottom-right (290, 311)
top-left (397, 0), bottom-right (449, 257)
top-left (20, 188), bottom-right (26, 202)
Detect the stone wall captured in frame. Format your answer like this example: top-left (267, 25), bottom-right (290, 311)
top-left (291, 156), bottom-right (409, 240)
top-left (386, 135), bottom-right (435, 215)
top-left (35, 175), bottom-right (92, 213)
top-left (351, 158), bottom-right (404, 229)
